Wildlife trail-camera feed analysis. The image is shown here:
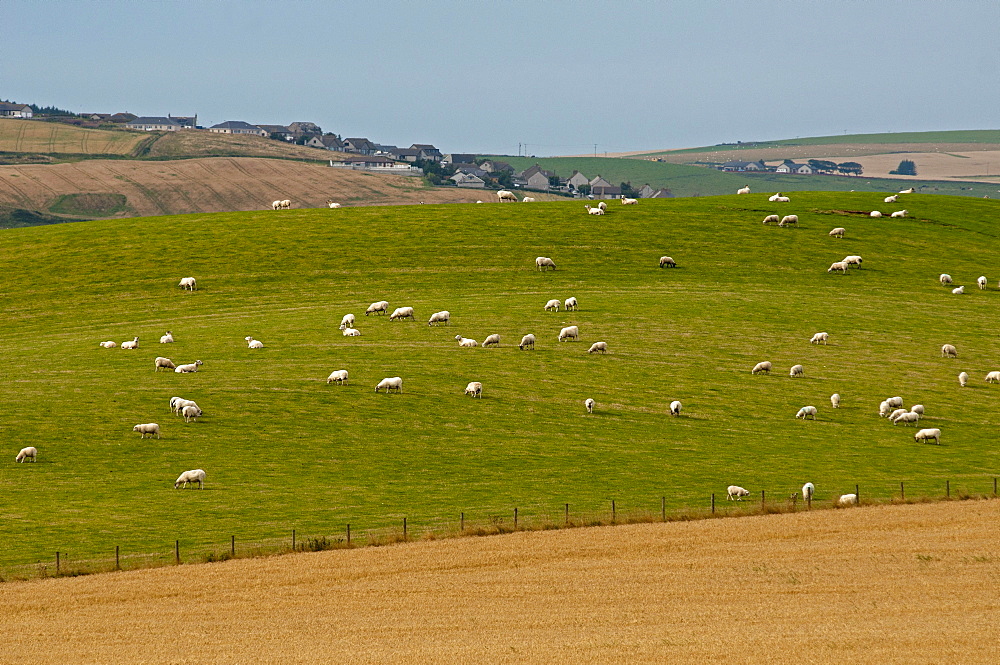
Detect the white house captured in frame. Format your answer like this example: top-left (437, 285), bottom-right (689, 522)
top-left (0, 103), bottom-right (33, 118)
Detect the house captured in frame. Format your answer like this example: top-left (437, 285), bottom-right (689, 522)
top-left (479, 160), bottom-right (513, 174)
top-left (126, 117), bottom-right (183, 131)
top-left (306, 135), bottom-right (345, 151)
top-left (343, 138), bottom-right (377, 155)
top-left (0, 103), bottom-right (33, 118)
top-left (450, 172), bottom-right (486, 188)
top-left (83, 113), bottom-right (111, 121)
top-left (775, 160), bottom-right (813, 175)
top-left (589, 176), bottom-right (621, 199)
top-left (208, 121), bottom-right (267, 136)
top-left (454, 165), bottom-right (488, 179)
top-left (169, 114), bottom-right (197, 129)
top-left (442, 153), bottom-right (476, 165)
top-left (391, 147), bottom-right (422, 162)
top-left (520, 164), bottom-right (558, 190)
top-left (373, 144), bottom-right (398, 155)
top-left (258, 125), bottom-right (294, 140)
top-left (649, 188), bottom-right (673, 198)
top-left (566, 171), bottom-right (590, 190)
top-left (342, 155), bottom-right (398, 167)
top-left (637, 184), bottom-right (656, 199)
top-left (410, 144), bottom-right (442, 161)
top-left (720, 160), bottom-right (765, 172)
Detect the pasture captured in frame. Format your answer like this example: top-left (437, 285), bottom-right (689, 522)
top-left (1, 192), bottom-right (999, 573)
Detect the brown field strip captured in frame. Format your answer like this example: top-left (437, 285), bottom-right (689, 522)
top-left (3, 500), bottom-right (998, 664)
top-left (0, 119), bottom-right (146, 155)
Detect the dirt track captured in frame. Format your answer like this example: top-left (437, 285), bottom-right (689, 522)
top-left (3, 500), bottom-right (998, 664)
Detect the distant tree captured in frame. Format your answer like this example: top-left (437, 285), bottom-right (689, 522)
top-left (837, 161), bottom-right (864, 176)
top-left (493, 170), bottom-right (514, 189)
top-left (620, 182), bottom-right (638, 198)
top-left (28, 103), bottom-right (76, 116)
top-left (890, 159), bottom-right (917, 176)
top-left (808, 159), bottom-right (838, 174)
top-left (548, 175), bottom-right (561, 188)
top-left (577, 184), bottom-right (591, 196)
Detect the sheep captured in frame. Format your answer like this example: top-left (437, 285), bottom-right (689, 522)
top-left (522, 197), bottom-right (536, 203)
top-left (159, 331), bottom-right (174, 344)
top-left (831, 393), bottom-right (840, 409)
top-left (952, 286), bottom-right (965, 295)
top-left (910, 404), bottom-right (925, 415)
top-left (670, 400), bottom-right (682, 416)
top-left (455, 335), bottom-right (478, 348)
top-left (659, 256), bottom-right (676, 268)
top-left (154, 357), bottom-right (176, 372)
top-left (828, 262), bottom-right (848, 273)
top-left (790, 364), bottom-right (804, 377)
top-left (181, 404), bottom-right (203, 423)
top-left (482, 334), bottom-right (501, 348)
top-left (986, 371), bottom-right (1000, 384)
top-left (978, 275), bottom-right (988, 290)
top-left (736, 186), bottom-right (751, 195)
top-left (890, 210), bottom-right (908, 218)
top-left (121, 337), bottom-right (139, 350)
top-left (497, 190), bottom-right (517, 202)
top-left (751, 361), bottom-right (772, 375)
top-left (15, 446), bottom-right (37, 463)
top-left (888, 408), bottom-right (908, 422)
top-left (464, 381), bottom-right (483, 398)
top-left (959, 371), bottom-right (969, 387)
top-left (341, 313), bottom-right (356, 329)
top-left (885, 396), bottom-right (904, 409)
top-left (518, 334), bottom-right (535, 350)
top-left (894, 412), bottom-right (920, 426)
top-left (899, 187), bottom-right (915, 194)
top-left (535, 257), bottom-right (556, 271)
top-left (884, 194), bottom-right (899, 203)
top-left (768, 192), bottom-right (783, 202)
top-left (366, 301), bottom-right (389, 316)
top-left (727, 485), bottom-right (750, 500)
top-left (585, 398), bottom-right (595, 413)
top-left (796, 406), bottom-right (817, 420)
top-left (587, 341), bottom-right (608, 354)
top-left (133, 423), bottom-right (161, 439)
top-left (597, 201), bottom-right (607, 211)
top-left (428, 311), bottom-right (450, 326)
top-left (802, 482), bottom-right (815, 501)
top-left (870, 211), bottom-right (882, 218)
top-left (245, 336), bottom-right (264, 349)
top-left (342, 327), bottom-right (362, 337)
top-left (99, 340), bottom-right (117, 348)
top-left (762, 214), bottom-right (780, 225)
top-left (585, 205), bottom-right (605, 215)
top-left (178, 277), bottom-right (197, 292)
top-left (169, 396), bottom-right (184, 412)
top-left (172, 399), bottom-right (199, 416)
top-left (558, 325), bottom-right (579, 342)
top-left (271, 200), bottom-right (282, 210)
top-left (940, 274), bottom-right (953, 285)
top-left (843, 255), bottom-right (863, 268)
top-left (327, 369), bottom-right (349, 385)
top-left (280, 199), bottom-right (291, 209)
top-left (174, 360), bottom-right (202, 373)
top-left (914, 428), bottom-right (941, 444)
top-left (941, 344), bottom-right (958, 358)
top-left (879, 401), bottom-right (891, 417)
top-left (174, 469), bottom-right (206, 489)
top-left (327, 201), bottom-right (342, 209)
top-left (389, 306), bottom-right (415, 321)
top-left (810, 332), bottom-right (829, 345)
top-left (773, 195), bottom-right (790, 202)
top-left (837, 494), bottom-right (858, 507)
top-left (778, 215), bottom-right (798, 226)
top-left (621, 196), bottom-right (638, 205)
top-left (476, 200), bottom-right (483, 204)
top-left (375, 377), bottom-right (403, 393)
top-left (828, 227), bottom-right (846, 238)
top-left (564, 296), bottom-right (578, 311)
top-left (544, 299), bottom-right (561, 312)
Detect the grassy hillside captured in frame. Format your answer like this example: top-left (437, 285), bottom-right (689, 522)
top-left (2, 193), bottom-right (999, 573)
top-left (144, 130), bottom-right (343, 161)
top-left (0, 119), bottom-right (150, 156)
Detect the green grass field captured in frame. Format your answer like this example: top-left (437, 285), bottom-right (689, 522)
top-left (2, 194), bottom-right (999, 573)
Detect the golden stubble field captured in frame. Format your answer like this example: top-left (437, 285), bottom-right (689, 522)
top-left (3, 500), bottom-right (998, 664)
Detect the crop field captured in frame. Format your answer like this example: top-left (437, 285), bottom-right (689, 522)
top-left (0, 119), bottom-right (148, 156)
top-left (1, 193), bottom-right (999, 575)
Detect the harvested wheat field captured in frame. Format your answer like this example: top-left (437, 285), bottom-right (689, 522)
top-left (4, 501), bottom-right (999, 664)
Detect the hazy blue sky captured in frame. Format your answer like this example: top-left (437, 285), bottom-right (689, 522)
top-left (6, 0), bottom-right (999, 156)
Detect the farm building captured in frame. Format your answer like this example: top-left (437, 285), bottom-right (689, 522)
top-left (208, 121), bottom-right (267, 136)
top-left (0, 102), bottom-right (33, 118)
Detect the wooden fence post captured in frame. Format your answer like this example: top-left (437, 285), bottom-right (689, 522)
top-left (56, 552), bottom-right (60, 574)
top-left (946, 480), bottom-right (950, 498)
top-left (175, 540), bottom-right (179, 565)
top-left (116, 546), bottom-right (120, 570)
top-left (461, 512), bottom-right (465, 532)
top-left (856, 484), bottom-right (860, 504)
top-left (611, 500), bottom-right (616, 523)
top-left (900, 482), bottom-right (905, 500)
top-left (661, 496), bottom-right (666, 522)
top-left (565, 503), bottom-right (569, 525)
top-left (292, 529), bottom-right (296, 551)
top-left (761, 490), bottom-right (766, 507)
top-left (403, 517), bottom-right (407, 540)
top-left (347, 524), bottom-right (351, 545)
top-left (711, 493), bottom-right (715, 514)
top-left (231, 535), bottom-right (235, 556)
top-left (514, 508), bottom-right (518, 529)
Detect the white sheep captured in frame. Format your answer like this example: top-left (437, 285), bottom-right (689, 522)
top-left (518, 334), bottom-right (536, 350)
top-left (154, 357), bottom-right (176, 372)
top-left (952, 286), bottom-right (965, 295)
top-left (870, 211), bottom-right (882, 218)
top-left (828, 227), bottom-right (846, 238)
top-left (768, 193), bottom-right (783, 202)
top-left (796, 406), bottom-right (818, 420)
top-left (751, 361), bottom-right (772, 375)
top-left (828, 261), bottom-right (848, 273)
top-left (831, 393), bottom-right (840, 409)
top-left (271, 200), bottom-right (282, 211)
top-left (159, 331), bottom-right (174, 344)
top-left (585, 398), bottom-right (595, 413)
top-left (99, 340), bottom-right (117, 348)
top-left (327, 201), bottom-right (342, 209)
top-left (978, 276), bottom-right (988, 290)
top-left (779, 215), bottom-right (798, 226)
top-left (175, 469), bottom-right (206, 489)
top-left (621, 196), bottom-right (638, 205)
top-left (455, 335), bottom-right (478, 348)
top-left (497, 190), bottom-right (517, 202)
top-left (280, 199), bottom-right (291, 209)
top-left (535, 257), bottom-right (556, 271)
top-left (564, 297), bottom-right (578, 311)
top-left (838, 494), bottom-right (858, 507)
top-left (465, 381), bottom-right (483, 398)
top-left (340, 313), bottom-right (356, 329)
top-left (941, 344), bottom-right (957, 358)
top-left (178, 277), bottom-right (197, 291)
top-left (558, 325), bottom-right (579, 342)
top-left (389, 306), bottom-right (415, 321)
top-left (885, 396), bottom-right (904, 409)
top-left (342, 327), bottom-right (361, 337)
top-left (899, 187), bottom-right (915, 194)
top-left (327, 370), bottom-right (349, 385)
top-left (802, 482), bottom-right (815, 501)
top-left (736, 186), bottom-right (751, 195)
top-left (810, 332), bottom-right (829, 345)
top-left (940, 274), bottom-right (953, 285)
top-left (172, 400), bottom-right (199, 416)
top-left (121, 336), bottom-right (139, 350)
top-left (659, 256), bottom-right (676, 268)
top-left (910, 404), bottom-right (925, 415)
top-left (879, 401), bottom-right (891, 417)
top-left (762, 214), bottom-right (780, 225)
top-left (133, 423), bottom-right (161, 439)
top-left (894, 412), bottom-right (920, 426)
top-left (181, 404), bottom-right (203, 423)
top-left (774, 195), bottom-right (790, 202)
top-left (365, 301), bottom-right (389, 316)
top-left (959, 371), bottom-right (969, 387)
top-left (169, 396), bottom-right (184, 412)
top-left (790, 364), bottom-right (804, 377)
top-left (890, 210), bottom-right (907, 218)
top-left (585, 205), bottom-right (605, 215)
top-left (888, 408), bottom-right (908, 422)
top-left (174, 360), bottom-right (203, 373)
top-left (884, 194), bottom-right (899, 203)
top-left (522, 197), bottom-right (536, 203)
top-left (482, 334), bottom-right (501, 348)
top-left (914, 428), bottom-right (941, 444)
top-left (245, 336), bottom-right (264, 349)
top-left (669, 400), bottom-right (682, 416)
top-left (428, 311), bottom-right (450, 326)
top-left (544, 299), bottom-right (561, 312)
top-left (986, 371), bottom-right (1000, 384)
top-left (727, 485), bottom-right (750, 500)
top-left (16, 446), bottom-right (37, 463)
top-left (597, 201), bottom-right (607, 211)
top-left (375, 377), bottom-right (403, 393)
top-left (843, 255), bottom-right (863, 268)
top-left (587, 341), bottom-right (608, 354)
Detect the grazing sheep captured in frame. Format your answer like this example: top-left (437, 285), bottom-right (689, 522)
top-left (959, 371), bottom-right (969, 387)
top-left (99, 340), bottom-right (117, 348)
top-left (790, 364), bottom-right (804, 377)
top-left (670, 400), bottom-right (682, 416)
top-left (796, 406), bottom-right (818, 420)
top-left (558, 325), bottom-right (579, 342)
top-left (585, 398), bottom-right (595, 413)
top-left (894, 412), bottom-right (920, 426)
top-left (154, 357), bottom-right (176, 372)
top-left (879, 401), bottom-right (891, 417)
top-left (831, 393), bottom-right (840, 409)
top-left (518, 334), bottom-right (536, 350)
top-left (884, 194), bottom-right (899, 203)
top-left (888, 408), bottom-right (908, 422)
top-left (810, 332), bottom-right (829, 345)
top-left (886, 396), bottom-right (904, 409)
top-left (133, 423), bottom-right (161, 439)
top-left (828, 262), bottom-right (848, 273)
top-left (245, 336), bottom-right (264, 349)
top-left (521, 197), bottom-right (536, 203)
top-left (476, 200), bottom-right (483, 204)
top-left (280, 199), bottom-right (291, 209)
top-left (327, 201), bottom-right (342, 209)
top-left (428, 311), bottom-right (450, 326)
top-left (986, 371), bottom-right (1000, 384)
top-left (751, 361), bottom-right (772, 375)
top-left (327, 370), bottom-right (349, 385)
top-left (597, 201), bottom-right (607, 211)
top-left (941, 344), bottom-right (958, 358)
top-left (737, 186), bottom-right (751, 195)
top-left (389, 306), bottom-right (415, 321)
top-left (174, 469), bottom-right (206, 489)
top-left (16, 446), bottom-right (37, 463)
top-left (914, 428), bottom-right (941, 444)
top-left (838, 494), bottom-right (858, 507)
top-left (544, 299), bottom-right (561, 312)
top-left (778, 214), bottom-right (798, 226)
top-left (727, 485), bottom-right (750, 500)
top-left (910, 404), bottom-right (925, 415)
top-left (564, 296), bottom-right (578, 311)
top-left (340, 313), bottom-right (356, 329)
top-left (375, 377), bottom-right (403, 394)
top-left (870, 211), bottom-right (882, 218)
top-left (342, 327), bottom-right (361, 337)
top-left (621, 196), bottom-right (638, 205)
top-left (535, 257), bottom-right (556, 271)
top-left (178, 277), bottom-right (197, 291)
top-left (172, 399), bottom-right (199, 416)
top-left (482, 334), bottom-right (501, 348)
top-left (978, 275), bottom-right (988, 290)
top-left (762, 214), bottom-right (780, 225)
top-left (455, 335), bottom-right (478, 348)
top-left (181, 404), bottom-right (203, 423)
top-left (843, 255), bottom-right (863, 268)
top-left (366, 301), bottom-right (389, 316)
top-left (952, 286), bottom-right (965, 295)
top-left (828, 227), bottom-right (846, 238)
top-left (174, 360), bottom-right (203, 373)
top-left (899, 187), bottom-right (915, 194)
top-left (121, 337), bottom-right (139, 350)
top-left (159, 331), bottom-right (174, 344)
top-left (587, 341), bottom-right (608, 354)
top-left (802, 482), bottom-right (815, 501)
top-left (272, 200), bottom-right (282, 211)
top-left (940, 274), bottom-right (953, 285)
top-left (497, 190), bottom-right (517, 202)
top-left (890, 210), bottom-right (908, 218)
top-left (464, 381), bottom-right (483, 398)
top-left (659, 256), bottom-right (676, 268)
top-left (585, 205), bottom-right (605, 215)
